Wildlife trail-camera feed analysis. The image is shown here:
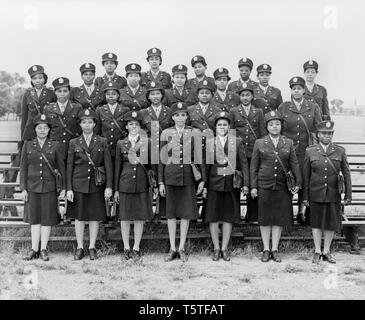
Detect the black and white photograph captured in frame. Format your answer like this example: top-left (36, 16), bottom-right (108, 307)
top-left (0, 0), bottom-right (364, 309)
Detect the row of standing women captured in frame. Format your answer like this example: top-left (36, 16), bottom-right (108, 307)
top-left (19, 49), bottom-right (351, 264)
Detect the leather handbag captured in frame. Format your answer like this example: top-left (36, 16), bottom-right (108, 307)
top-left (298, 114), bottom-right (318, 146)
top-left (325, 156), bottom-right (345, 194)
top-left (225, 156), bottom-right (244, 189)
top-left (39, 150), bottom-right (63, 192)
top-left (82, 147), bottom-right (106, 186)
top-left (271, 148), bottom-right (296, 193)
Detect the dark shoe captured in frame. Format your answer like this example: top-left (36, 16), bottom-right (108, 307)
top-left (312, 252), bottom-right (321, 264)
top-left (165, 250), bottom-right (179, 262)
top-left (122, 249), bottom-right (131, 260)
top-left (221, 250), bottom-right (231, 262)
top-left (322, 253), bottom-right (336, 264)
top-left (261, 250), bottom-right (271, 262)
top-left (23, 249), bottom-right (39, 261)
top-left (40, 249), bottom-right (49, 262)
top-left (271, 250), bottom-right (282, 263)
top-left (178, 250), bottom-right (188, 262)
top-left (74, 248), bottom-right (85, 261)
top-left (89, 248), bottom-right (97, 260)
top-left (132, 250), bottom-right (142, 261)
top-left (212, 249), bottom-right (220, 261)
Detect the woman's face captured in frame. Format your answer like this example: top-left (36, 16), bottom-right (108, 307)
top-left (105, 89), bottom-right (119, 105)
top-left (173, 74), bottom-right (187, 87)
top-left (127, 73), bottom-right (141, 88)
top-left (257, 72), bottom-right (271, 86)
top-left (80, 118), bottom-right (96, 134)
top-left (215, 77), bottom-right (228, 91)
top-left (35, 123), bottom-right (49, 139)
top-left (267, 119), bottom-right (281, 135)
top-left (239, 90), bottom-right (253, 106)
top-left (216, 119), bottom-right (230, 136)
top-left (126, 120), bottom-right (141, 135)
top-left (304, 68), bottom-right (317, 82)
top-left (239, 66), bottom-right (251, 81)
top-left (291, 85), bottom-right (305, 100)
top-left (55, 87), bottom-right (70, 102)
top-left (172, 112), bottom-right (188, 126)
top-left (31, 74), bottom-right (45, 89)
top-left (193, 63), bottom-right (206, 77)
top-left (148, 55), bottom-right (161, 69)
top-left (318, 131), bottom-right (333, 145)
top-left (82, 71), bottom-right (95, 86)
top-left (198, 89), bottom-right (212, 104)
top-left (148, 90), bottom-right (163, 105)
top-left (103, 61), bottom-right (117, 74)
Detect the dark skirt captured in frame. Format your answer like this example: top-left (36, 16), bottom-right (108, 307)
top-left (204, 189), bottom-right (241, 224)
top-left (119, 191), bottom-right (153, 221)
top-left (310, 201), bottom-right (342, 232)
top-left (258, 188), bottom-right (293, 227)
top-left (24, 191), bottom-right (59, 226)
top-left (166, 185), bottom-right (198, 220)
top-left (67, 191), bottom-right (106, 221)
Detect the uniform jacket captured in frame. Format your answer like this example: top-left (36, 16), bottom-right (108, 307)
top-left (250, 135), bottom-right (302, 190)
top-left (95, 74), bottom-right (127, 90)
top-left (303, 143), bottom-right (352, 203)
top-left (119, 86), bottom-right (149, 110)
top-left (19, 138), bottom-right (66, 193)
top-left (187, 76), bottom-right (216, 92)
top-left (164, 87), bottom-right (198, 107)
top-left (205, 135), bottom-right (249, 191)
top-left (114, 136), bottom-right (157, 193)
top-left (212, 90), bottom-right (240, 112)
top-left (253, 85), bottom-right (283, 114)
top-left (159, 126), bottom-right (206, 186)
top-left (227, 78), bottom-right (258, 94)
top-left (21, 87), bottom-right (57, 141)
top-left (141, 70), bottom-right (172, 89)
top-left (66, 134), bottom-right (113, 193)
top-left (229, 104), bottom-right (266, 158)
top-left (44, 101), bottom-right (83, 157)
top-left (95, 104), bottom-right (130, 157)
top-left (70, 84), bottom-right (104, 110)
top-left (304, 84), bottom-right (330, 120)
top-left (277, 99), bottom-right (322, 156)
top-left (141, 105), bottom-right (172, 136)
top-left (187, 103), bottom-right (222, 132)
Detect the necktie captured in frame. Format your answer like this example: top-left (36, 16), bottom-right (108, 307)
top-left (201, 105), bottom-right (207, 115)
top-left (86, 86), bottom-right (92, 96)
top-left (59, 103), bottom-right (65, 114)
top-left (85, 136), bottom-right (91, 147)
top-left (155, 107), bottom-right (160, 118)
top-left (245, 106), bottom-right (250, 115)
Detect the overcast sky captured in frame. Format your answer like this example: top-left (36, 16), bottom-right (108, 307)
top-left (1, 0), bottom-right (364, 106)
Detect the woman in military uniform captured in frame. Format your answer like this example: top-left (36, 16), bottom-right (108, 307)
top-left (159, 102), bottom-right (206, 262)
top-left (95, 52), bottom-right (127, 90)
top-left (119, 64), bottom-right (149, 111)
top-left (95, 81), bottom-right (129, 167)
top-left (141, 48), bottom-right (172, 89)
top-left (227, 58), bottom-right (258, 94)
top-left (44, 77), bottom-right (83, 159)
top-left (20, 114), bottom-right (66, 261)
top-left (66, 109), bottom-right (113, 261)
top-left (277, 76), bottom-right (322, 224)
top-left (21, 65), bottom-right (57, 143)
top-left (303, 121), bottom-right (351, 264)
top-left (253, 64), bottom-right (283, 114)
top-left (229, 83), bottom-right (266, 222)
top-left (250, 111), bottom-right (301, 263)
top-left (70, 63), bottom-right (104, 111)
top-left (203, 112), bottom-right (249, 261)
top-left (187, 55), bottom-right (216, 92)
top-left (303, 60), bottom-right (330, 120)
top-left (212, 68), bottom-right (240, 112)
top-left (114, 110), bottom-right (158, 260)
top-left (164, 64), bottom-right (197, 108)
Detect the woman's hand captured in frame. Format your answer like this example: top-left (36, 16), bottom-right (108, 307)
top-left (159, 184), bottom-right (166, 197)
top-left (202, 188), bottom-right (208, 199)
top-left (58, 189), bottom-right (66, 201)
top-left (196, 181), bottom-right (205, 195)
top-left (66, 190), bottom-right (74, 202)
top-left (21, 190), bottom-right (28, 202)
top-left (153, 187), bottom-right (159, 200)
top-left (242, 186), bottom-right (249, 196)
top-left (250, 188), bottom-right (258, 198)
top-left (104, 188), bottom-right (113, 200)
top-left (114, 191), bottom-right (119, 204)
top-left (302, 200), bottom-right (310, 207)
top-left (291, 186), bottom-right (300, 195)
